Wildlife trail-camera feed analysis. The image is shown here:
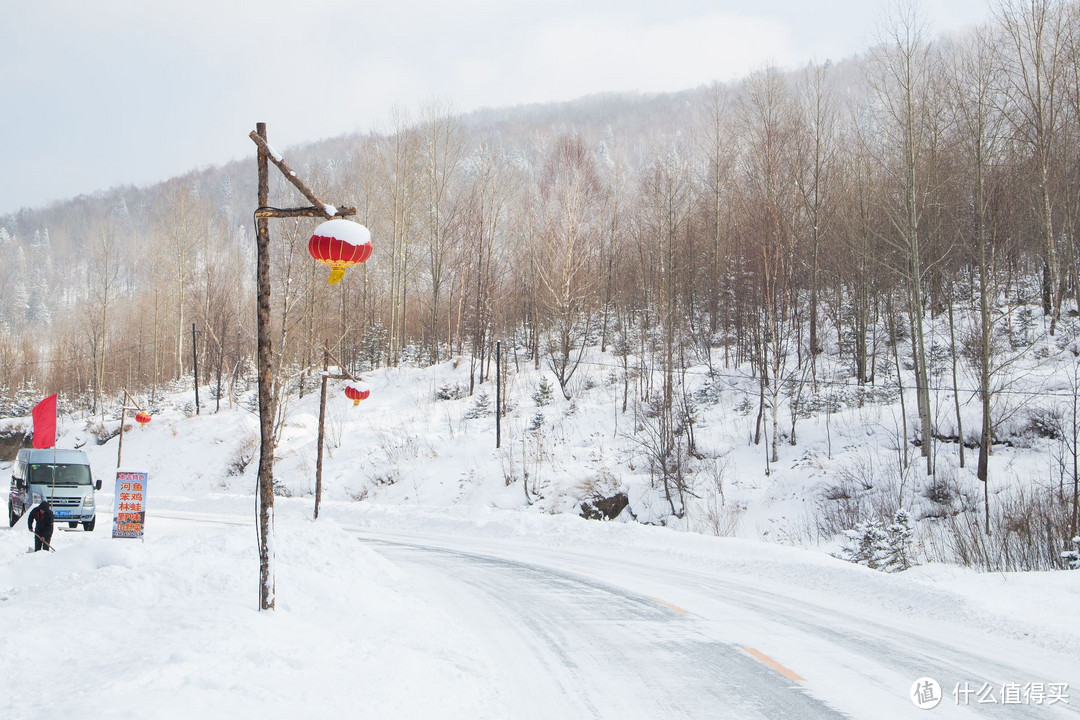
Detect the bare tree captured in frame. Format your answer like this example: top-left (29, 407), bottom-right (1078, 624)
top-left (194, 221), bottom-right (246, 411)
top-left (997, 0), bottom-right (1069, 333)
top-left (737, 66), bottom-right (804, 465)
top-left (417, 100), bottom-right (465, 364)
top-left (461, 142), bottom-right (513, 392)
top-left (693, 83), bottom-right (738, 370)
top-left (867, 1), bottom-right (939, 475)
top-left (795, 61), bottom-right (840, 380)
top-left (157, 181), bottom-right (207, 380)
top-left (945, 26), bottom-right (1010, 531)
top-left (374, 108), bottom-right (421, 366)
top-left (636, 138), bottom-right (698, 512)
top-left (84, 217), bottom-right (125, 414)
top-left (536, 133), bottom-right (605, 400)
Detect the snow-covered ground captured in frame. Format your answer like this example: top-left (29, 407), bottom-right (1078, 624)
top-left (2, 348), bottom-right (1079, 717)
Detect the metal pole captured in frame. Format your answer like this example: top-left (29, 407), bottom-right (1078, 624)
top-left (192, 323), bottom-right (200, 415)
top-left (496, 341), bottom-right (501, 449)
top-left (314, 345), bottom-right (329, 520)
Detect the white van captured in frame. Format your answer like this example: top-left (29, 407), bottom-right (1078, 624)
top-left (8, 448), bottom-right (102, 531)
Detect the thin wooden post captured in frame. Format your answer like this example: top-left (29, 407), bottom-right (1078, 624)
top-left (314, 344), bottom-right (329, 520)
top-left (116, 392), bottom-right (128, 468)
top-left (116, 388), bottom-right (148, 467)
top-left (192, 323), bottom-right (201, 415)
top-left (255, 122), bottom-right (276, 611)
top-left (496, 341), bottom-right (501, 449)
top-left (215, 334), bottom-right (225, 413)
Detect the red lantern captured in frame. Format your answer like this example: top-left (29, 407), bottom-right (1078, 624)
top-left (308, 219), bottom-right (372, 285)
top-left (135, 412), bottom-right (152, 426)
top-left (344, 383), bottom-right (371, 407)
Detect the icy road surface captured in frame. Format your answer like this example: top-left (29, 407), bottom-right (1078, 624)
top-left (353, 528), bottom-right (1079, 720)
top-left (359, 536), bottom-right (839, 719)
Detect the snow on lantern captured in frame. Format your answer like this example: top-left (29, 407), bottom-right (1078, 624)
top-left (344, 383), bottom-right (371, 406)
top-left (308, 219), bottom-right (372, 285)
top-left (135, 412), bottom-right (152, 426)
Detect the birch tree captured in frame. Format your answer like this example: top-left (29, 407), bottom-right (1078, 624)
top-left (868, 2), bottom-right (938, 475)
top-left (418, 101), bottom-right (465, 364)
top-left (997, 0), bottom-right (1069, 333)
top-left (537, 133), bottom-right (605, 400)
top-left (737, 66), bottom-right (803, 466)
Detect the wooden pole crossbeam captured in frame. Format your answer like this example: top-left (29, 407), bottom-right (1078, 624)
top-left (323, 348), bottom-right (361, 383)
top-left (255, 206), bottom-right (357, 219)
top-left (248, 131), bottom-right (350, 219)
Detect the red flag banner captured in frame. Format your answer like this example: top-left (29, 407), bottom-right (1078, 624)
top-left (31, 394), bottom-right (57, 449)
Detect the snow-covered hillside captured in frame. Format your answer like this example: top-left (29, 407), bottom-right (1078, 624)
top-left (2, 341), bottom-right (1079, 717)
top-left (40, 332), bottom-right (1075, 566)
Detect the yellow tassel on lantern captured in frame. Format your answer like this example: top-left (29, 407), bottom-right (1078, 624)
top-left (328, 266), bottom-right (346, 285)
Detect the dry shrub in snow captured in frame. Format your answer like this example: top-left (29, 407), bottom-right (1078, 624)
top-left (923, 486), bottom-right (1075, 572)
top-left (227, 432), bottom-right (258, 477)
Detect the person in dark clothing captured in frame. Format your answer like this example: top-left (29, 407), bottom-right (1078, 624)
top-left (27, 500), bottom-right (54, 552)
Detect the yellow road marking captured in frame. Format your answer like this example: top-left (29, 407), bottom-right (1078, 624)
top-left (743, 647), bottom-right (805, 682)
top-left (652, 597), bottom-right (689, 615)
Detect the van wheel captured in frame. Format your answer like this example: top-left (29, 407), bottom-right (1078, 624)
top-left (7, 502), bottom-right (16, 527)
top-left (83, 516), bottom-right (96, 532)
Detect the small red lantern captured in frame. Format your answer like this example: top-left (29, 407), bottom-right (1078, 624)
top-left (135, 412), bottom-right (152, 426)
top-left (308, 219), bottom-right (372, 285)
top-left (344, 383), bottom-right (371, 407)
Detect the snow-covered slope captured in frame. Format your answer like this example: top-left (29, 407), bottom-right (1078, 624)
top-left (2, 347), bottom-right (1079, 717)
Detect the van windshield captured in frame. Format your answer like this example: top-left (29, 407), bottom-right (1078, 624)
top-left (29, 464), bottom-right (91, 485)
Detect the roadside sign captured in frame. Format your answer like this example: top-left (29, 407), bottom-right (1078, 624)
top-left (112, 470), bottom-right (148, 539)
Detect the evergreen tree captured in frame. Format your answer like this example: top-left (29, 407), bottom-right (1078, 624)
top-left (881, 509), bottom-right (916, 572)
top-left (465, 391), bottom-right (491, 419)
top-left (528, 409), bottom-right (544, 432)
top-left (532, 377), bottom-right (554, 407)
top-left (841, 519), bottom-right (888, 569)
top-left (839, 509), bottom-right (917, 572)
top-left (1063, 537), bottom-right (1080, 570)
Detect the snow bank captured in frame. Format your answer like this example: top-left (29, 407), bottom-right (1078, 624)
top-left (0, 514), bottom-right (504, 719)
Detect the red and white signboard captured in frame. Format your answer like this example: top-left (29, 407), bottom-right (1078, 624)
top-left (112, 470), bottom-right (149, 539)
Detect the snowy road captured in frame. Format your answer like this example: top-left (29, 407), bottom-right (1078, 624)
top-left (353, 529), bottom-right (1079, 720)
top-left (359, 537), bottom-right (838, 719)
top-left (128, 508), bottom-right (1078, 719)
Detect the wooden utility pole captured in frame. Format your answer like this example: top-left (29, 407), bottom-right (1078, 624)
top-left (314, 344), bottom-right (365, 520)
top-left (115, 389), bottom-right (147, 467)
top-left (314, 345), bottom-right (329, 520)
top-left (254, 122), bottom-right (275, 612)
top-left (192, 323), bottom-right (201, 415)
top-left (251, 123), bottom-right (356, 611)
top-left (117, 398), bottom-right (128, 468)
top-left (496, 341), bottom-right (501, 449)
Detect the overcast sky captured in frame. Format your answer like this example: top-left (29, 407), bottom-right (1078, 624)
top-left (0, 0), bottom-right (993, 216)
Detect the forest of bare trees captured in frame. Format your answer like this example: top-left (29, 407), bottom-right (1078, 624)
top-left (3, 2), bottom-right (1080, 550)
